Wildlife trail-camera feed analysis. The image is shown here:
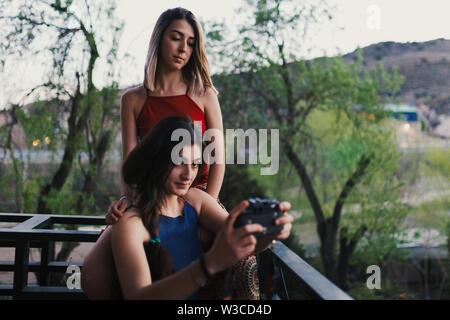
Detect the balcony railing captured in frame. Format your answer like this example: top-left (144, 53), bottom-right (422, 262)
top-left (0, 213), bottom-right (352, 300)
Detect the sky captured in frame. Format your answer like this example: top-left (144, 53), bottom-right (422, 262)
top-left (1, 0), bottom-right (450, 108)
top-left (114, 0), bottom-right (450, 79)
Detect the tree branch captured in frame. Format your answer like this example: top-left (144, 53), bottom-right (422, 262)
top-left (332, 154), bottom-right (373, 226)
top-left (3, 14), bottom-right (80, 33)
top-left (284, 142), bottom-right (326, 226)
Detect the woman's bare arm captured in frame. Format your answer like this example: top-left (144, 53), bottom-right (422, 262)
top-left (187, 189), bottom-right (294, 255)
top-left (202, 88), bottom-right (225, 199)
top-left (119, 89), bottom-right (140, 196)
top-left (111, 206), bottom-right (263, 300)
top-left (185, 188), bottom-right (228, 234)
top-left (111, 210), bottom-right (206, 300)
top-left (107, 88), bottom-right (146, 224)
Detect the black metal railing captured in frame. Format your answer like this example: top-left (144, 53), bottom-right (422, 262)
top-left (0, 213), bottom-right (102, 300)
top-left (0, 213), bottom-right (352, 300)
top-left (265, 241), bottom-right (353, 300)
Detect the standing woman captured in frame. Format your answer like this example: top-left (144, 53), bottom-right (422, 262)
top-left (81, 8), bottom-right (226, 299)
top-left (107, 7), bottom-right (225, 222)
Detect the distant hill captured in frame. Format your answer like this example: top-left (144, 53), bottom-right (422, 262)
top-left (342, 38), bottom-right (450, 137)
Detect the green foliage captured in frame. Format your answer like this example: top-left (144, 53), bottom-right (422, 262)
top-left (281, 228), bottom-right (305, 258)
top-left (0, 164), bottom-right (15, 210)
top-left (352, 234), bottom-right (410, 271)
top-left (236, 0), bottom-right (333, 68)
top-left (422, 148), bottom-right (450, 178)
top-left (0, 0), bottom-right (123, 218)
top-left (399, 147), bottom-right (450, 235)
top-left (42, 176), bottom-right (80, 215)
top-left (245, 160), bottom-right (315, 224)
top-left (340, 124), bottom-right (409, 267)
top-left (22, 176), bottom-right (44, 213)
top-left (348, 280), bottom-right (414, 300)
top-left (214, 3), bottom-right (407, 289)
top-left (299, 108), bottom-right (410, 272)
top-left (409, 196), bottom-right (450, 231)
top-left (15, 99), bottom-right (61, 151)
top-left (246, 159), bottom-right (298, 199)
top-left (447, 220), bottom-right (450, 255)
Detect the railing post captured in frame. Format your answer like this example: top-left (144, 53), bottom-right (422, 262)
top-left (39, 240), bottom-right (53, 286)
top-left (257, 250), bottom-right (274, 300)
top-left (13, 239), bottom-right (30, 299)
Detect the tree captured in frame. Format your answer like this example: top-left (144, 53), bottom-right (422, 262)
top-left (212, 0), bottom-right (406, 289)
top-left (1, 0), bottom-right (123, 214)
top-left (0, 0), bottom-right (123, 267)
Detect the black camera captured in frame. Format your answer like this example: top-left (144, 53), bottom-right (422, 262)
top-left (233, 198), bottom-right (283, 238)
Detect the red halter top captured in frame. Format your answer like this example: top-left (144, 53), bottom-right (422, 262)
top-left (136, 90), bottom-right (208, 186)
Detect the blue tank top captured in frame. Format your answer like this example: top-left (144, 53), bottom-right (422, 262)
top-left (144, 199), bottom-right (204, 299)
top-left (156, 200), bottom-right (204, 272)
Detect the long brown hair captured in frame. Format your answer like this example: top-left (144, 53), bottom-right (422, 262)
top-left (143, 7), bottom-right (217, 96)
top-left (122, 117), bottom-right (205, 281)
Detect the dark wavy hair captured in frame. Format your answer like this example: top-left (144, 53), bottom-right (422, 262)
top-left (122, 116), bottom-right (205, 280)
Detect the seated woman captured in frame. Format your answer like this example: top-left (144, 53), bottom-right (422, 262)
top-left (81, 117), bottom-right (293, 299)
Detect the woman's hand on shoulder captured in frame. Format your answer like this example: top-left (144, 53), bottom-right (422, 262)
top-left (105, 196), bottom-right (133, 225)
top-left (112, 207), bottom-right (140, 225)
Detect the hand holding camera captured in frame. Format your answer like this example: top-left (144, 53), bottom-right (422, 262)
top-left (204, 198), bottom-right (293, 275)
top-left (234, 198), bottom-right (293, 239)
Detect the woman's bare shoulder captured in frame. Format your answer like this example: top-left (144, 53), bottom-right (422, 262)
top-left (121, 85), bottom-right (147, 109)
top-left (191, 86), bottom-right (219, 114)
top-left (111, 208), bottom-right (150, 242)
top-left (194, 86), bottom-right (217, 100)
top-left (185, 187), bottom-right (207, 200)
top-left (203, 85), bottom-right (218, 96)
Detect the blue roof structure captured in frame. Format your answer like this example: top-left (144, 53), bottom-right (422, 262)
top-left (385, 103), bottom-right (418, 122)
